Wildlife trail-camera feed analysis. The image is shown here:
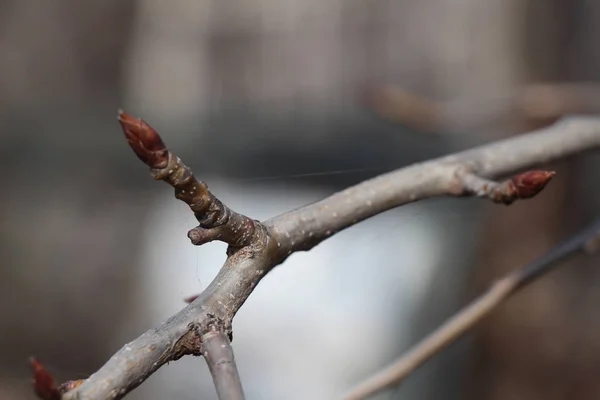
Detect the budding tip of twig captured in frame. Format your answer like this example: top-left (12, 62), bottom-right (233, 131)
top-left (117, 110), bottom-right (168, 168)
top-left (30, 357), bottom-right (61, 400)
top-left (511, 170), bottom-right (556, 198)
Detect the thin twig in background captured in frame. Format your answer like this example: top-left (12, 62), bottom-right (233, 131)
top-left (340, 219), bottom-right (600, 400)
top-left (30, 115), bottom-right (599, 400)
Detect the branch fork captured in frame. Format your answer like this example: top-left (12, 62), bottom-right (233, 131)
top-left (32, 114), bottom-right (600, 400)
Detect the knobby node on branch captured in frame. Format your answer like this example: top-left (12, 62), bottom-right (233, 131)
top-left (30, 113), bottom-right (600, 400)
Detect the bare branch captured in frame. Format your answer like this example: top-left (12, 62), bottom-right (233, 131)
top-left (60, 116), bottom-right (600, 400)
top-left (269, 117), bottom-right (600, 253)
top-left (340, 219), bottom-right (600, 400)
top-left (202, 330), bottom-right (245, 400)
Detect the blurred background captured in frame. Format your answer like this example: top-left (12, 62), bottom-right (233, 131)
top-left (2, 0), bottom-right (600, 399)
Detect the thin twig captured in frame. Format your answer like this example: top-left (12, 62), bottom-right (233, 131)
top-left (118, 111), bottom-right (262, 248)
top-left (340, 219), bottom-right (600, 400)
top-left (202, 330), bottom-right (245, 400)
top-left (56, 116), bottom-right (600, 400)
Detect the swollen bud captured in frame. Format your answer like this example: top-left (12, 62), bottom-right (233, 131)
top-left (118, 110), bottom-right (168, 168)
top-left (511, 170), bottom-right (556, 198)
top-left (30, 358), bottom-right (60, 400)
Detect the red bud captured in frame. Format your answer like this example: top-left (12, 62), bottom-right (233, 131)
top-left (30, 358), bottom-right (60, 400)
top-left (511, 170), bottom-right (556, 198)
top-left (118, 110), bottom-right (168, 168)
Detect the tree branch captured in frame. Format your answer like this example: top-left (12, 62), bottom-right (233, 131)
top-left (119, 111), bottom-right (263, 248)
top-left (340, 218), bottom-right (600, 400)
top-left (363, 83), bottom-right (600, 133)
top-left (57, 116), bottom-right (600, 400)
top-left (202, 330), bottom-right (245, 400)
top-left (269, 117), bottom-right (599, 253)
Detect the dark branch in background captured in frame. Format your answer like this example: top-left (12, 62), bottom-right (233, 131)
top-left (341, 218), bottom-right (600, 400)
top-left (202, 330), bottom-right (246, 400)
top-left (38, 115), bottom-right (599, 400)
top-left (363, 83), bottom-right (600, 133)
